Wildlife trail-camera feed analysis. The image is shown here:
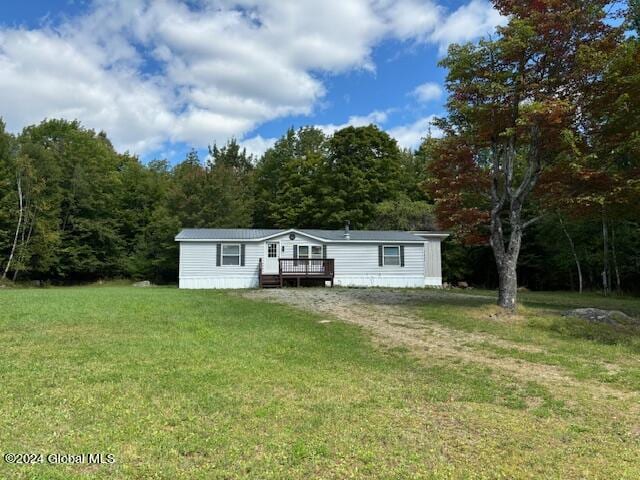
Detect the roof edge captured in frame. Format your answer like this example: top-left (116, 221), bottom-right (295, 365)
top-left (410, 230), bottom-right (450, 240)
top-left (175, 228), bottom-right (439, 243)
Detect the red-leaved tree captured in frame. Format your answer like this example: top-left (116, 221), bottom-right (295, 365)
top-left (426, 0), bottom-right (622, 309)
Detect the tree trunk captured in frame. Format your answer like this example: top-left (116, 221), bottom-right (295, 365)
top-left (12, 208), bottom-right (36, 282)
top-left (559, 215), bottom-right (582, 294)
top-left (491, 210), bottom-right (523, 311)
top-left (496, 259), bottom-right (518, 309)
top-left (2, 173), bottom-right (23, 280)
top-left (602, 207), bottom-right (610, 295)
top-left (611, 224), bottom-right (621, 294)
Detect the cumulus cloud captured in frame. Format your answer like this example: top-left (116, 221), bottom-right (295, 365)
top-left (316, 110), bottom-right (390, 136)
top-left (388, 115), bottom-right (442, 149)
top-left (411, 82), bottom-right (443, 102)
top-left (317, 109), bottom-right (440, 151)
top-left (0, 0), bottom-right (503, 155)
top-left (430, 0), bottom-right (507, 53)
top-left (240, 135), bottom-right (277, 158)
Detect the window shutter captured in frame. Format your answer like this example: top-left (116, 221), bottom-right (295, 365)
top-left (293, 245), bottom-right (298, 258)
top-left (241, 244), bottom-right (246, 266)
top-left (400, 245), bottom-right (405, 267)
top-left (216, 243), bottom-right (221, 266)
top-left (322, 245), bottom-right (327, 259)
top-left (378, 245), bottom-right (383, 266)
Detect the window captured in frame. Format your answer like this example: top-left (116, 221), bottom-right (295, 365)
top-left (383, 246), bottom-right (400, 266)
top-left (222, 244), bottom-right (241, 265)
top-left (267, 243), bottom-right (278, 258)
top-left (297, 245), bottom-right (322, 259)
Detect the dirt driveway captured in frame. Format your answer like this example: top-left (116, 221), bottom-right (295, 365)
top-left (243, 288), bottom-right (639, 404)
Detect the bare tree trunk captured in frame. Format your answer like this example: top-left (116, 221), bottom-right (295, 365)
top-left (12, 209), bottom-right (36, 282)
top-left (491, 202), bottom-right (525, 310)
top-left (559, 215), bottom-right (582, 294)
top-left (2, 173), bottom-right (23, 280)
top-left (496, 256), bottom-right (518, 309)
top-left (602, 207), bottom-right (610, 296)
top-left (611, 224), bottom-right (621, 294)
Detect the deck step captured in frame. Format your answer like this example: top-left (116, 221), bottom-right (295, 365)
top-left (260, 275), bottom-right (281, 288)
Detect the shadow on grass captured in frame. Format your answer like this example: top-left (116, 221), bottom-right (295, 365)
top-left (411, 290), bottom-right (640, 351)
top-left (535, 316), bottom-right (640, 351)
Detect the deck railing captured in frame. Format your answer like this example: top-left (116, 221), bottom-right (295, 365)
top-left (279, 258), bottom-right (334, 277)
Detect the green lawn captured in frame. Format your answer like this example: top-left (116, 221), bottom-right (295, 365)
top-left (417, 289), bottom-right (640, 390)
top-left (0, 286), bottom-right (639, 479)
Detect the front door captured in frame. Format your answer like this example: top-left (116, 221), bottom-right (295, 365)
top-left (264, 242), bottom-right (280, 274)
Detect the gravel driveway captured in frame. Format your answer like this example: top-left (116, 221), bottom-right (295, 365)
top-left (242, 287), bottom-right (637, 402)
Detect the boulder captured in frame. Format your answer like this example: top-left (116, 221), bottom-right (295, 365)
top-left (563, 308), bottom-right (638, 327)
top-left (457, 281), bottom-right (469, 289)
top-left (133, 280), bottom-right (152, 288)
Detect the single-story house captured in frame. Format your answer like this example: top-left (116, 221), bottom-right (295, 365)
top-left (175, 225), bottom-right (448, 289)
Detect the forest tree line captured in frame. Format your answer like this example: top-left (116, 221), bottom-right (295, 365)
top-left (1, 0), bottom-right (638, 293)
top-left (0, 116), bottom-right (637, 292)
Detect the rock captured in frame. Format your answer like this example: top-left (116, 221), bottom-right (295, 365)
top-left (563, 308), bottom-right (638, 327)
top-left (442, 282), bottom-right (450, 289)
top-left (133, 280), bottom-right (152, 288)
top-left (457, 281), bottom-right (469, 289)
top-left (517, 286), bottom-right (529, 292)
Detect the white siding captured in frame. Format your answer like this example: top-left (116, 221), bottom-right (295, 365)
top-left (179, 242), bottom-right (261, 289)
top-left (330, 243), bottom-right (426, 287)
top-left (424, 239), bottom-right (442, 278)
top-left (267, 232), bottom-right (323, 257)
top-left (178, 234), bottom-right (444, 289)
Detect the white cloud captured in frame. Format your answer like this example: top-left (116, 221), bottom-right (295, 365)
top-left (379, 0), bottom-right (442, 41)
top-left (388, 115), bottom-right (442, 149)
top-left (240, 135), bottom-right (277, 158)
top-left (411, 82), bottom-right (443, 102)
top-left (430, 0), bottom-right (507, 53)
top-left (0, 0), bottom-right (503, 155)
top-left (316, 110), bottom-right (390, 136)
top-left (316, 109), bottom-right (441, 151)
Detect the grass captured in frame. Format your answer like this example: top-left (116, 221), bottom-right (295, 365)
top-left (0, 286), bottom-right (639, 479)
top-left (414, 289), bottom-right (640, 390)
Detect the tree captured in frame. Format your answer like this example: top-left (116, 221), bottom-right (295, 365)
top-left (321, 125), bottom-right (403, 228)
top-left (253, 127), bottom-right (327, 228)
top-left (535, 26), bottom-right (640, 294)
top-left (0, 120), bottom-right (17, 279)
top-left (368, 195), bottom-right (436, 231)
top-left (428, 0), bottom-right (620, 309)
top-left (205, 139), bottom-right (254, 227)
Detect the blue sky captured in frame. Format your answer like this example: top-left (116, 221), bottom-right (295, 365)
top-left (0, 1), bottom-right (504, 163)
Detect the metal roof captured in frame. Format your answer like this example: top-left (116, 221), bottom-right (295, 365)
top-left (175, 228), bottom-right (442, 242)
top-left (301, 229), bottom-right (425, 242)
top-left (175, 229), bottom-right (284, 240)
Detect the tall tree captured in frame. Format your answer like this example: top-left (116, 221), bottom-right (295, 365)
top-left (428, 0), bottom-right (620, 309)
top-left (321, 125), bottom-right (403, 228)
top-left (253, 127), bottom-right (327, 228)
top-left (0, 120), bottom-right (17, 279)
top-left (205, 139), bottom-right (254, 227)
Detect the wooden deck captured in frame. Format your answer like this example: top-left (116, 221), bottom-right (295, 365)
top-left (259, 258), bottom-right (335, 288)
